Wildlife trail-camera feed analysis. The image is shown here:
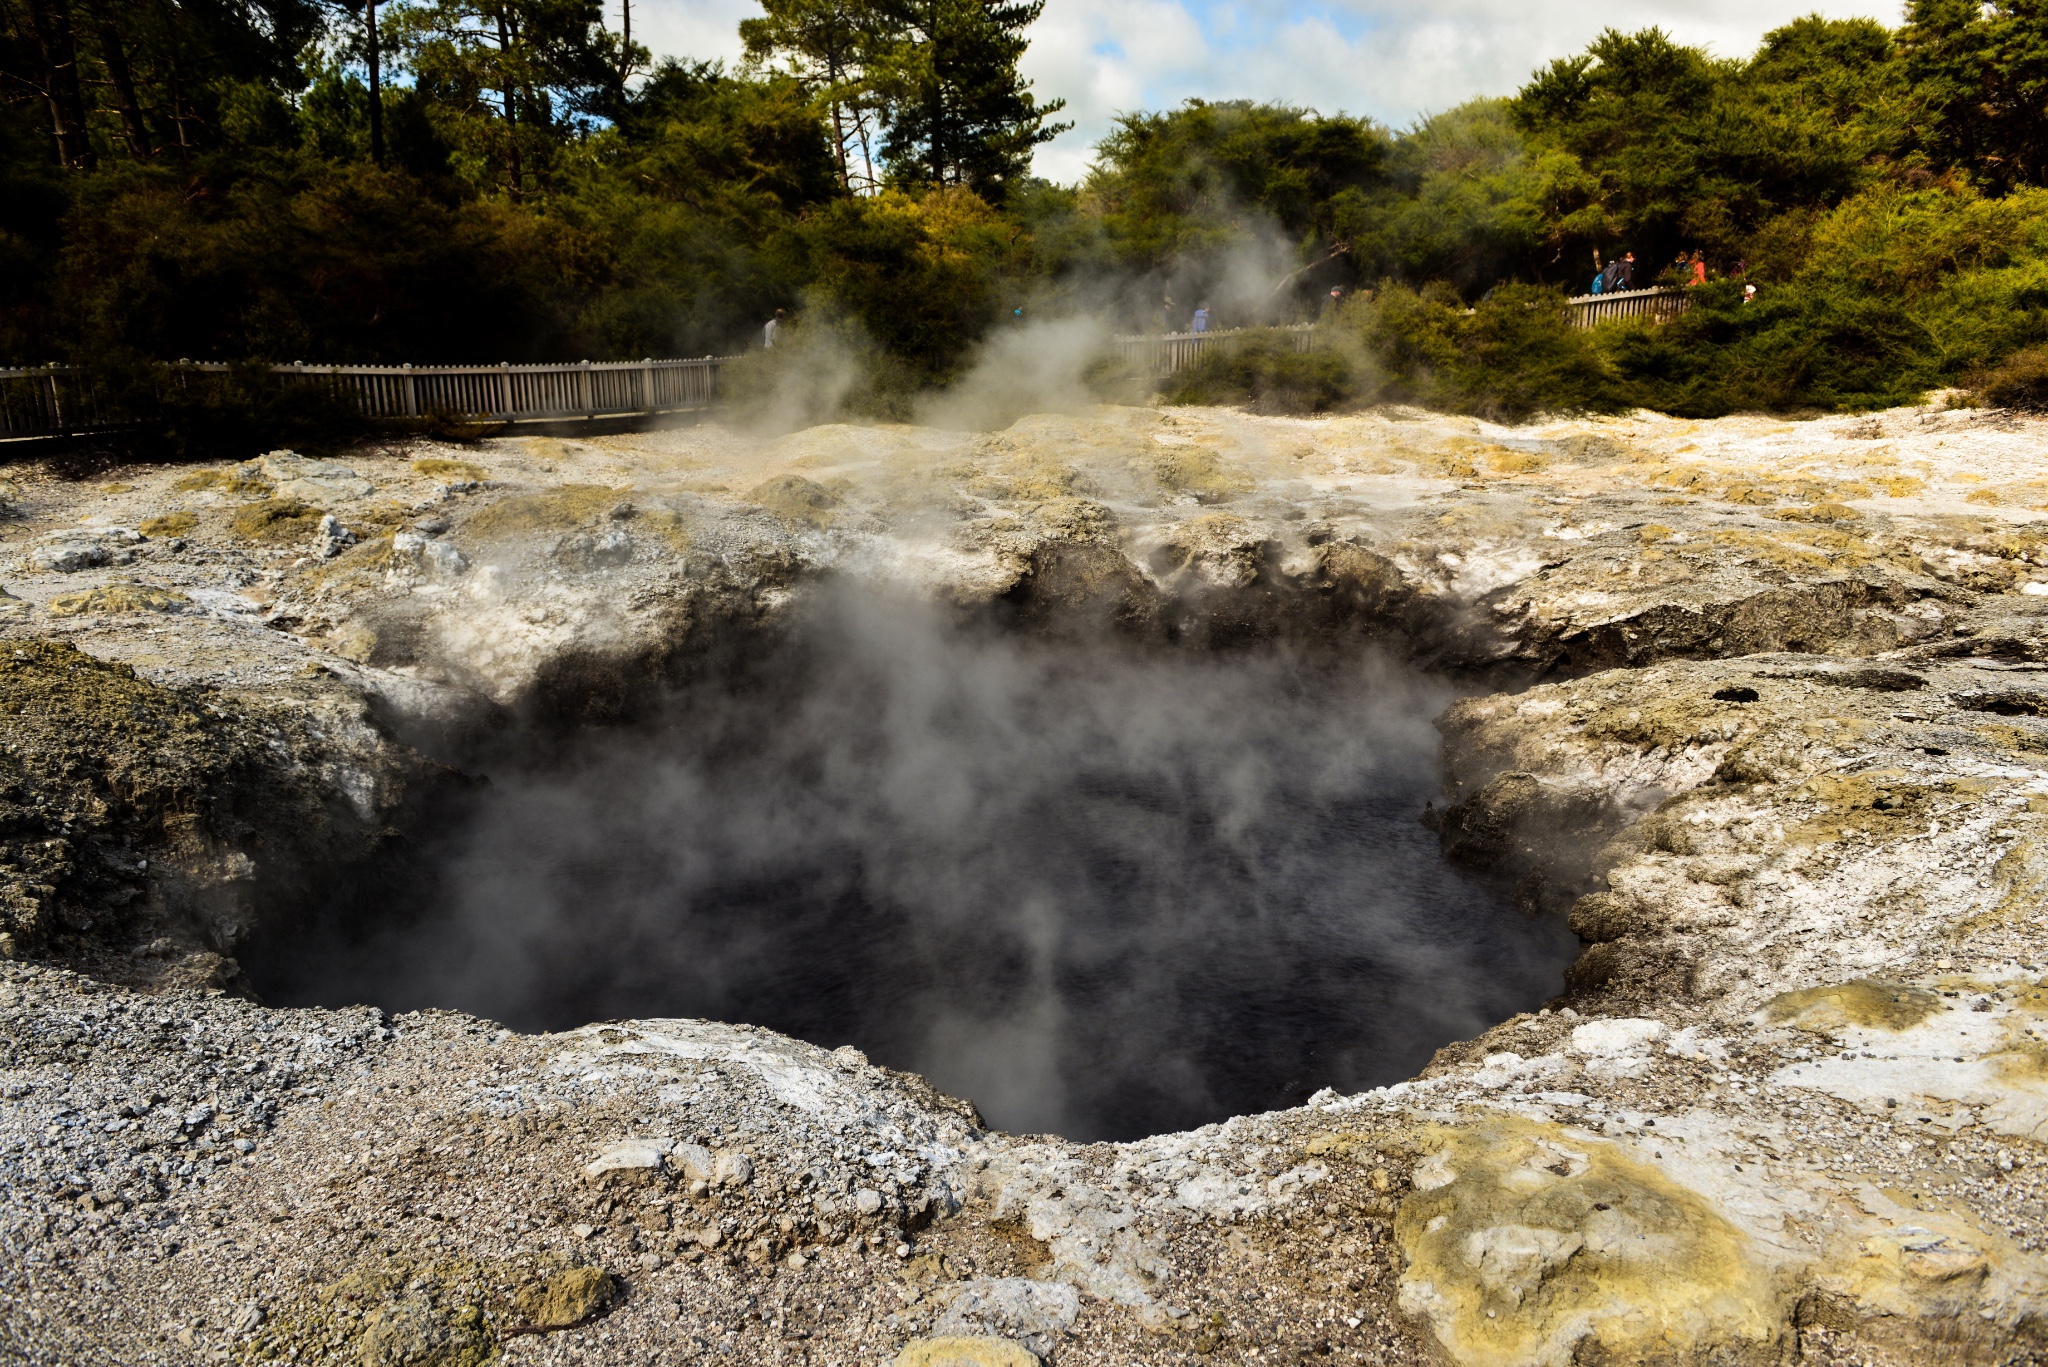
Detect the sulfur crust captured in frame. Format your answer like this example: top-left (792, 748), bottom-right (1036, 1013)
top-left (1394, 1116), bottom-right (1784, 1367)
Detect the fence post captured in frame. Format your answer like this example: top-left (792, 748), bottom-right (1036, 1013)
top-left (578, 360), bottom-right (593, 418)
top-left (641, 358), bottom-right (654, 414)
top-left (403, 363), bottom-right (418, 417)
top-left (47, 364), bottom-right (63, 432)
top-left (498, 363), bottom-right (512, 420)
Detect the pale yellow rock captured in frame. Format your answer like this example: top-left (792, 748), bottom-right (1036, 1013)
top-left (46, 582), bottom-right (191, 616)
top-left (1395, 1116), bottom-right (1784, 1367)
top-left (1762, 978), bottom-right (1941, 1032)
top-left (893, 1335), bottom-right (1040, 1367)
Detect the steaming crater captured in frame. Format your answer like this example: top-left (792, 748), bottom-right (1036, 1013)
top-left (249, 589), bottom-right (1572, 1141)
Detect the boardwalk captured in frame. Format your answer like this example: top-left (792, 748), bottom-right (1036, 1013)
top-left (1, 357), bottom-right (728, 440)
top-left (1115, 325), bottom-right (1317, 376)
top-left (1563, 286), bottom-right (1692, 329)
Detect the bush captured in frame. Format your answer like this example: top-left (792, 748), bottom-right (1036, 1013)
top-left (78, 357), bottom-right (375, 462)
top-left (1981, 347), bottom-right (2048, 410)
top-left (1162, 331), bottom-right (1356, 412)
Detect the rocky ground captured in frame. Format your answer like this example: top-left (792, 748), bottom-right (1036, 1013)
top-left (4, 398), bottom-right (2048, 1366)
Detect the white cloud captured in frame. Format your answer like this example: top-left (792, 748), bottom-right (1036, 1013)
top-left (628, 0), bottom-right (1905, 185)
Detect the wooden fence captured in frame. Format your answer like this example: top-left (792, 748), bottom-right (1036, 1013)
top-left (3, 329), bottom-right (1334, 439)
top-left (0, 357), bottom-right (732, 440)
top-left (1563, 287), bottom-right (1691, 330)
top-left (1116, 325), bottom-right (1317, 377)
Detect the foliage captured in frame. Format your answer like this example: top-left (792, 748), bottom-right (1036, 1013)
top-left (1081, 100), bottom-right (1386, 317)
top-left (3, 0), bottom-right (2047, 424)
top-left (1901, 0), bottom-right (2048, 193)
top-left (77, 357), bottom-right (376, 462)
top-left (1981, 347), bottom-right (2048, 409)
top-left (1162, 330), bottom-right (1355, 412)
top-left (867, 0), bottom-right (1069, 198)
top-left (741, 0), bottom-right (1066, 199)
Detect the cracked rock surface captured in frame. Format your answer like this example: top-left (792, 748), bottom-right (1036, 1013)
top-left (3, 400), bottom-right (2048, 1365)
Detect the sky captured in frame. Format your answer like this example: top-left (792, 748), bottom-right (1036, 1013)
top-left (625, 0), bottom-right (1902, 183)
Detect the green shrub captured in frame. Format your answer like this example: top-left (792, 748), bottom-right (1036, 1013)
top-left (1162, 331), bottom-right (1356, 412)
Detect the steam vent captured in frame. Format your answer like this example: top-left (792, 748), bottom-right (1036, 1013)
top-left (8, 401), bottom-right (2048, 1367)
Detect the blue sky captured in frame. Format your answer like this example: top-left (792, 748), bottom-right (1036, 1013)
top-left (629, 0), bottom-right (1903, 182)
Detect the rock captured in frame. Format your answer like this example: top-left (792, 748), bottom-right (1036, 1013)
top-left (669, 1143), bottom-right (715, 1183)
top-left (855, 1188), bottom-right (884, 1215)
top-left (933, 1279), bottom-right (1079, 1345)
top-left (253, 451), bottom-right (374, 503)
top-left (27, 528), bottom-right (141, 572)
top-left (893, 1335), bottom-right (1040, 1367)
top-left (513, 1266), bottom-right (612, 1329)
top-left (355, 1295), bottom-right (493, 1367)
top-left (551, 528), bottom-right (634, 570)
top-left (391, 532), bottom-right (469, 579)
top-left (1760, 979), bottom-right (1940, 1033)
top-left (714, 1149), bottom-right (752, 1187)
top-left (317, 514), bottom-right (358, 559)
top-left (1395, 1116), bottom-right (1783, 1367)
top-left (46, 582), bottom-right (192, 617)
top-left (1566, 1018), bottom-right (1669, 1058)
top-left (584, 1139), bottom-right (670, 1181)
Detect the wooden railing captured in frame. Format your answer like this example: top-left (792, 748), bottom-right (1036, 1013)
top-left (1117, 325), bottom-right (1317, 377)
top-left (1564, 287), bottom-right (1691, 330)
top-left (0, 356), bottom-right (733, 440)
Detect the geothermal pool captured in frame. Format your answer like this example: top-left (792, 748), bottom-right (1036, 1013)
top-left (250, 591), bottom-right (1575, 1141)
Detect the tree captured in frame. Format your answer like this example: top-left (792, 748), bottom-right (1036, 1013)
top-left (1902, 0), bottom-right (2048, 191)
top-left (391, 0), bottom-right (643, 196)
top-left (0, 0), bottom-right (323, 166)
top-left (1082, 101), bottom-right (1386, 314)
top-left (740, 0), bottom-right (886, 192)
top-left (866, 0), bottom-right (1067, 199)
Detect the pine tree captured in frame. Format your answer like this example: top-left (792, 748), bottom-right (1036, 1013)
top-left (867, 0), bottom-right (1067, 199)
top-left (740, 0), bottom-right (887, 192)
top-left (1901, 0), bottom-right (2048, 191)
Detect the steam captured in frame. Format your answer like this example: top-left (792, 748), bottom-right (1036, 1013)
top-left (258, 586), bottom-right (1574, 1141)
top-left (915, 314), bottom-right (1116, 430)
top-left (719, 201), bottom-right (1337, 435)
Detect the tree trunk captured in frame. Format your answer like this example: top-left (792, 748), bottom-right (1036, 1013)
top-left (926, 0), bottom-right (944, 185)
top-left (24, 0), bottom-right (93, 167)
top-left (825, 50), bottom-right (851, 192)
top-left (365, 0), bottom-right (383, 164)
top-left (85, 0), bottom-right (149, 157)
top-left (498, 11), bottom-right (520, 197)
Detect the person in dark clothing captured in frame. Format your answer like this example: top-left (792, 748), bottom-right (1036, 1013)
top-left (1615, 252), bottom-right (1637, 290)
top-left (1599, 258), bottom-right (1624, 292)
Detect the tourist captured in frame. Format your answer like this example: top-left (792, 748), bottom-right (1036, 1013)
top-left (1743, 283), bottom-right (1757, 304)
top-left (1192, 304), bottom-right (1210, 334)
top-left (1617, 251), bottom-right (1637, 289)
top-left (1689, 251), bottom-right (1707, 285)
top-left (763, 308), bottom-right (785, 349)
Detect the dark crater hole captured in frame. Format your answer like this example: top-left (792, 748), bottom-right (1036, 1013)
top-left (248, 589), bottom-right (1576, 1142)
